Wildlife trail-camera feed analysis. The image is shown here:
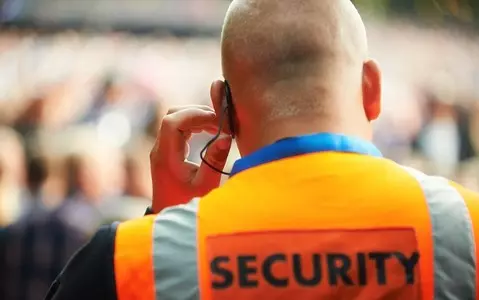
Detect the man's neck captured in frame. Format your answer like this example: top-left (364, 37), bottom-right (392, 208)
top-left (240, 116), bottom-right (372, 156)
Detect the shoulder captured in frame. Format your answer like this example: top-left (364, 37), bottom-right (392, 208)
top-left (116, 198), bottom-right (199, 240)
top-left (401, 166), bottom-right (478, 199)
top-left (401, 166), bottom-right (479, 218)
top-left (115, 198), bottom-right (199, 262)
top-left (114, 199), bottom-right (200, 300)
top-left (45, 224), bottom-right (118, 300)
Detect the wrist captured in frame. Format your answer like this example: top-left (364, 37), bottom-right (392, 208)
top-left (151, 191), bottom-right (188, 214)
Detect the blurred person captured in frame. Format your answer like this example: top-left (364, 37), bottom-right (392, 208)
top-left (456, 104), bottom-right (476, 161)
top-left (46, 1), bottom-right (479, 300)
top-left (57, 153), bottom-right (114, 237)
top-left (39, 158), bottom-right (68, 210)
top-left (373, 84), bottom-right (423, 162)
top-left (145, 102), bottom-right (166, 140)
top-left (99, 144), bottom-right (151, 223)
top-left (11, 94), bottom-right (59, 160)
top-left (34, 127), bottom-right (128, 227)
top-left (77, 77), bottom-right (117, 124)
top-left (470, 100), bottom-right (479, 153)
top-left (14, 96), bottom-right (46, 134)
top-left (0, 96), bottom-right (25, 126)
top-left (0, 157), bottom-right (89, 300)
top-left (123, 140), bottom-right (153, 200)
top-left (77, 76), bottom-right (159, 147)
top-left (123, 156), bottom-right (149, 198)
top-left (416, 94), bottom-right (475, 177)
top-left (64, 155), bottom-right (103, 203)
top-left (0, 126), bottom-right (26, 226)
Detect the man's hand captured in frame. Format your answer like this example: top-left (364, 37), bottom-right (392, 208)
top-left (150, 105), bottom-right (232, 213)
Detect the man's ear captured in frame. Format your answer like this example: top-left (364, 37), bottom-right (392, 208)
top-left (362, 59), bottom-right (382, 121)
top-left (210, 80), bottom-right (231, 135)
top-left (210, 80), bottom-right (225, 114)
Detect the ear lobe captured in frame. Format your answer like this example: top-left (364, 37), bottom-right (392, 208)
top-left (362, 59), bottom-right (382, 121)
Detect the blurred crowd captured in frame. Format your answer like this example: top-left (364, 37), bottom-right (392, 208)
top-left (0, 19), bottom-right (478, 299)
top-left (0, 21), bottom-right (478, 226)
top-left (0, 22), bottom-right (478, 222)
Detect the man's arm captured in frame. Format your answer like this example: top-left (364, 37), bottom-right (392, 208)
top-left (45, 207), bottom-right (157, 300)
top-left (45, 103), bottom-right (231, 299)
top-left (44, 224), bottom-right (118, 300)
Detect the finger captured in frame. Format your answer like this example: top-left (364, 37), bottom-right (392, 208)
top-left (160, 108), bottom-right (219, 163)
top-left (150, 124), bottom-right (218, 162)
top-left (167, 105), bottom-right (214, 115)
top-left (194, 135), bottom-right (232, 189)
top-left (189, 124), bottom-right (220, 135)
top-left (151, 124), bottom-right (219, 165)
top-left (167, 107), bottom-right (228, 135)
top-left (182, 128), bottom-right (219, 143)
top-left (162, 108), bottom-right (217, 133)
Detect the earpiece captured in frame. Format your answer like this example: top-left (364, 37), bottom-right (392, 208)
top-left (224, 80), bottom-right (236, 139)
top-left (199, 80), bottom-right (236, 176)
top-left (199, 101), bottom-right (232, 176)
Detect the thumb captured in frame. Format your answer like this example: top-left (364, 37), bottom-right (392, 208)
top-left (194, 136), bottom-right (232, 191)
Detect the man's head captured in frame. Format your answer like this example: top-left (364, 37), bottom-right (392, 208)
top-left (210, 0), bottom-right (381, 156)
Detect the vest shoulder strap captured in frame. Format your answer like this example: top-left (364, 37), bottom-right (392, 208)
top-left (115, 215), bottom-right (157, 300)
top-left (450, 180), bottom-right (479, 299)
top-left (115, 199), bottom-right (199, 300)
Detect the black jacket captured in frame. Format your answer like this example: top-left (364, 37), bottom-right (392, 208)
top-left (44, 224), bottom-right (118, 300)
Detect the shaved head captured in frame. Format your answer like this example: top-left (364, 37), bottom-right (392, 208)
top-left (222, 0), bottom-right (368, 109)
top-left (213, 0), bottom-right (381, 155)
top-left (222, 0), bottom-right (368, 72)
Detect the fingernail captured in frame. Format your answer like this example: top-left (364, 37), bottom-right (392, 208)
top-left (216, 136), bottom-right (232, 150)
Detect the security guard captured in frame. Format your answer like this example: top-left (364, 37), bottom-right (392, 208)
top-left (46, 0), bottom-right (479, 299)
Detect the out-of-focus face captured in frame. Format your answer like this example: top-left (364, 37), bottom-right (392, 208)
top-left (0, 131), bottom-right (25, 226)
top-left (74, 148), bottom-right (126, 204)
top-left (20, 97), bottom-right (45, 125)
top-left (124, 158), bottom-right (152, 199)
top-left (76, 156), bottom-right (103, 203)
top-left (0, 131), bottom-right (25, 186)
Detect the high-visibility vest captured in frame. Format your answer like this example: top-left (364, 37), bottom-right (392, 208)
top-left (113, 133), bottom-right (479, 300)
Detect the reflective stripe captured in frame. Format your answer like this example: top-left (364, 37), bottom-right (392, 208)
top-left (451, 181), bottom-right (479, 299)
top-left (152, 199), bottom-right (199, 300)
top-left (405, 167), bottom-right (476, 299)
top-left (115, 216), bottom-right (157, 300)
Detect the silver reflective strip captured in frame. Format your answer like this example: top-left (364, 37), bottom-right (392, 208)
top-left (404, 167), bottom-right (476, 300)
top-left (152, 198), bottom-right (200, 300)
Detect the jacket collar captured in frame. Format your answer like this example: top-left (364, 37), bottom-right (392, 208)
top-left (230, 133), bottom-right (382, 176)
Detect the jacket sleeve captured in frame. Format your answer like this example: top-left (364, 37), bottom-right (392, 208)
top-left (44, 223), bottom-right (119, 300)
top-left (0, 227), bottom-right (7, 299)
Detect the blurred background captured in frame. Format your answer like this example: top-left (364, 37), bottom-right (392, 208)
top-left (0, 0), bottom-right (478, 299)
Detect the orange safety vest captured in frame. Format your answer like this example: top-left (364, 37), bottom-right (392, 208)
top-left (113, 133), bottom-right (479, 300)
